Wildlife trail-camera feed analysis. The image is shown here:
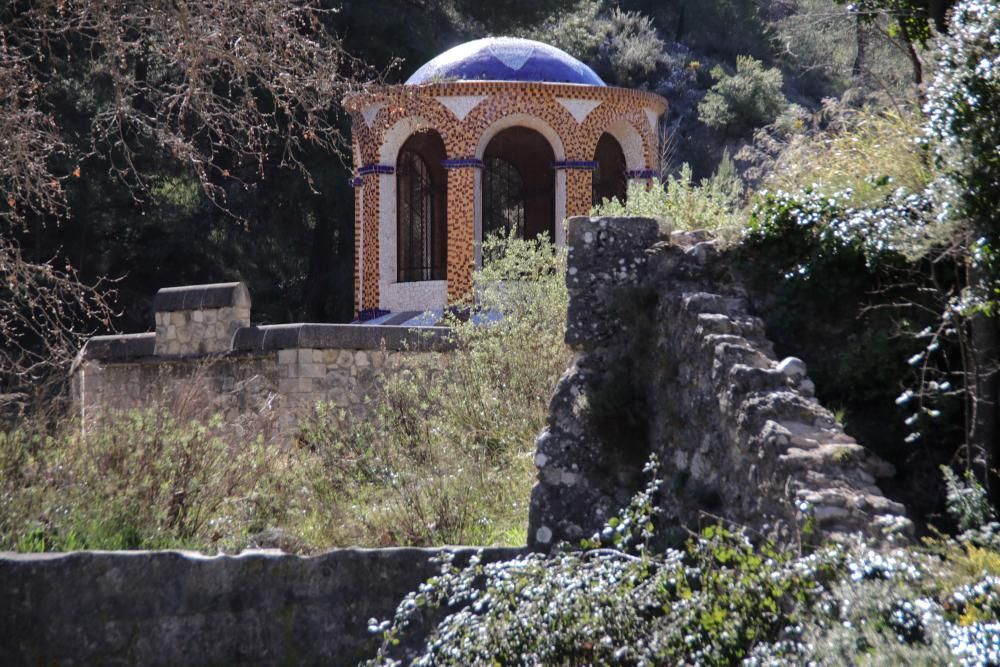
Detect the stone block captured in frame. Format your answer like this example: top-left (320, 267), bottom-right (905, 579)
top-left (298, 363), bottom-right (326, 379)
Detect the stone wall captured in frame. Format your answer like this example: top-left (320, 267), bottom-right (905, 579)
top-left (0, 546), bottom-right (521, 666)
top-left (72, 284), bottom-right (451, 430)
top-left (528, 216), bottom-right (912, 549)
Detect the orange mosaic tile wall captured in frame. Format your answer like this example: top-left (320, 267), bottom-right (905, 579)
top-left (346, 81), bottom-right (667, 313)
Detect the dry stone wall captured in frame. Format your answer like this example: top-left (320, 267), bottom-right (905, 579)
top-left (528, 217), bottom-right (912, 549)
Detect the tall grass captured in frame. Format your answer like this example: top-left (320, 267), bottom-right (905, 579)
top-left (294, 232), bottom-right (571, 547)
top-left (763, 105), bottom-right (932, 207)
top-left (0, 407), bottom-right (313, 552)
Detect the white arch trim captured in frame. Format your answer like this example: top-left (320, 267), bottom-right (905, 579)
top-left (473, 114), bottom-right (567, 254)
top-left (378, 116), bottom-right (436, 165)
top-left (474, 113), bottom-right (566, 162)
top-left (376, 117), bottom-right (448, 312)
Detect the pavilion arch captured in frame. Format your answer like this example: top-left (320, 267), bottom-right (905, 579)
top-left (378, 116), bottom-right (436, 166)
top-left (473, 113), bottom-right (567, 261)
top-left (602, 118), bottom-right (646, 172)
top-left (377, 124), bottom-right (450, 312)
top-left (593, 133), bottom-right (627, 205)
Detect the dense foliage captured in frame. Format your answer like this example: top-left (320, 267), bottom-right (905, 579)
top-left (367, 462), bottom-right (1000, 666)
top-left (592, 157), bottom-right (744, 239)
top-left (298, 234), bottom-right (570, 546)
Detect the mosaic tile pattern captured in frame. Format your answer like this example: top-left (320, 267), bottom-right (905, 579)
top-left (446, 167), bottom-right (477, 302)
top-left (345, 81), bottom-right (667, 311)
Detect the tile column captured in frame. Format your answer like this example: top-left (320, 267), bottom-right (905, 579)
top-left (443, 159), bottom-right (482, 304)
top-left (556, 160), bottom-right (597, 219)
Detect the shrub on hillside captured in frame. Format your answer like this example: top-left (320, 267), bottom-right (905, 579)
top-left (698, 55), bottom-right (788, 137)
top-left (523, 1), bottom-right (665, 86)
top-left (592, 157), bottom-right (744, 240)
top-left (762, 105), bottom-right (933, 210)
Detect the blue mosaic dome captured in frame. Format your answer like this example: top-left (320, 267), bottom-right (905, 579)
top-left (406, 37), bottom-right (606, 86)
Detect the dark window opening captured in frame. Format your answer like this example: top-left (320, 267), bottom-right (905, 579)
top-left (593, 132), bottom-right (627, 206)
top-left (397, 132), bottom-right (447, 282)
top-left (482, 127), bottom-right (555, 244)
top-left (483, 156), bottom-right (525, 239)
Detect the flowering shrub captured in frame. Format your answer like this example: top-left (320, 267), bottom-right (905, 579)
top-left (365, 462), bottom-right (1000, 666)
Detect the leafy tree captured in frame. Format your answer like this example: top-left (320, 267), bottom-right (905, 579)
top-left (833, 0), bottom-right (958, 85)
top-left (0, 0), bottom-right (376, 406)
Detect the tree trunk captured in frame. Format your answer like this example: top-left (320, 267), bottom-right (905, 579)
top-left (303, 194), bottom-right (334, 322)
top-left (967, 260), bottom-right (1000, 498)
top-left (898, 22), bottom-right (924, 89)
top-left (852, 13), bottom-right (868, 84)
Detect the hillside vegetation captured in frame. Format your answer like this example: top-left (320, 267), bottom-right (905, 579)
top-left (3, 0), bottom-right (1000, 663)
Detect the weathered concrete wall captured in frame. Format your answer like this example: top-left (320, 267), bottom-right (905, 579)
top-left (0, 546), bottom-right (520, 666)
top-left (528, 217), bottom-right (912, 549)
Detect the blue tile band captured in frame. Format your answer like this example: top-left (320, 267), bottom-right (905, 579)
top-left (350, 177), bottom-right (363, 188)
top-left (626, 169), bottom-right (658, 179)
top-left (358, 164), bottom-right (395, 176)
top-left (441, 158), bottom-right (485, 169)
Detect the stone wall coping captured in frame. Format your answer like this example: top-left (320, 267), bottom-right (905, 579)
top-left (231, 323), bottom-right (453, 353)
top-left (153, 282), bottom-right (251, 313)
top-left (79, 332), bottom-right (156, 362)
top-left (78, 323), bottom-right (453, 363)
top-left (0, 545), bottom-right (524, 562)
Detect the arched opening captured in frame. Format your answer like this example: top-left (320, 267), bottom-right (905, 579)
top-left (397, 131), bottom-right (447, 282)
top-left (482, 127), bottom-right (555, 242)
top-left (593, 132), bottom-right (627, 205)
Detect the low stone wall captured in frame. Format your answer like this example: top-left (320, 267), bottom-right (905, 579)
top-left (0, 546), bottom-right (521, 666)
top-left (73, 315), bottom-right (451, 430)
top-left (528, 217), bottom-right (912, 549)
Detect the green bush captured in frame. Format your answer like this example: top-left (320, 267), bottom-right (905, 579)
top-left (298, 233), bottom-right (571, 547)
top-left (698, 55), bottom-right (788, 137)
top-left (592, 157), bottom-right (744, 240)
top-left (523, 2), bottom-right (665, 86)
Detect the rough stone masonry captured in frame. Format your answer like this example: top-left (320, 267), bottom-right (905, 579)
top-left (528, 216), bottom-right (912, 549)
